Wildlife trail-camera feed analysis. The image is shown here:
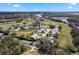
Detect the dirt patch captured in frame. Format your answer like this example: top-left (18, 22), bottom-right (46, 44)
top-left (16, 31), bottom-right (32, 36)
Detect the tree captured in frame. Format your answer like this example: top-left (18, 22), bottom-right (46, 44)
top-left (49, 24), bottom-right (56, 29)
top-left (10, 32), bottom-right (17, 38)
top-left (23, 22), bottom-right (27, 25)
top-left (71, 28), bottom-right (79, 47)
top-left (35, 38), bottom-right (58, 54)
top-left (58, 25), bottom-right (62, 32)
top-left (0, 27), bottom-right (3, 31)
top-left (0, 35), bottom-right (22, 55)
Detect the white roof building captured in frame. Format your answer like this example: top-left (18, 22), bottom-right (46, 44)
top-left (51, 27), bottom-right (59, 35)
top-left (31, 27), bottom-right (51, 39)
top-left (42, 29), bottom-right (51, 37)
top-left (31, 26), bottom-right (59, 41)
top-left (24, 26), bottom-right (30, 30)
top-left (34, 14), bottom-right (42, 18)
top-left (31, 33), bottom-right (42, 40)
top-left (76, 26), bottom-right (79, 30)
top-left (0, 33), bottom-right (3, 37)
top-left (15, 27), bottom-right (20, 31)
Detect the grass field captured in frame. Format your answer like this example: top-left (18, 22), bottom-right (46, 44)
top-left (42, 20), bottom-right (62, 27)
top-left (58, 23), bottom-right (73, 48)
top-left (0, 23), bottom-right (12, 30)
top-left (0, 20), bottom-right (33, 30)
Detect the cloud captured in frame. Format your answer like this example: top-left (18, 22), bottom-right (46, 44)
top-left (70, 3), bottom-right (76, 5)
top-left (68, 6), bottom-right (72, 9)
top-left (34, 9), bottom-right (39, 11)
top-left (7, 3), bottom-right (11, 5)
top-left (7, 3), bottom-right (20, 8)
top-left (13, 4), bottom-right (20, 7)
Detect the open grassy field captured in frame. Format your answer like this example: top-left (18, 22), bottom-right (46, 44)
top-left (16, 20), bottom-right (33, 26)
top-left (58, 23), bottom-right (73, 48)
top-left (0, 23), bottom-right (12, 30)
top-left (42, 20), bottom-right (62, 27)
top-left (0, 20), bottom-right (33, 30)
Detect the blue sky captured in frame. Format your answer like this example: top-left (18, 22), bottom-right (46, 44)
top-left (0, 3), bottom-right (79, 12)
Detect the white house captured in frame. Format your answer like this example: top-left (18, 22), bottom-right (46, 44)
top-left (0, 33), bottom-right (4, 37)
top-left (31, 27), bottom-right (51, 39)
top-left (31, 33), bottom-right (42, 40)
top-left (42, 29), bottom-right (51, 37)
top-left (51, 27), bottom-right (59, 35)
top-left (31, 25), bottom-right (59, 40)
top-left (15, 27), bottom-right (20, 31)
top-left (23, 26), bottom-right (30, 30)
top-left (48, 36), bottom-right (55, 43)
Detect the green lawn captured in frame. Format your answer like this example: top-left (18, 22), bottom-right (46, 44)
top-left (16, 20), bottom-right (33, 26)
top-left (42, 20), bottom-right (62, 27)
top-left (58, 23), bottom-right (73, 49)
top-left (0, 23), bottom-right (13, 30)
top-left (0, 21), bottom-right (33, 30)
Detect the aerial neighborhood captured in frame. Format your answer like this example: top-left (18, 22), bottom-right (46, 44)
top-left (0, 12), bottom-right (79, 55)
